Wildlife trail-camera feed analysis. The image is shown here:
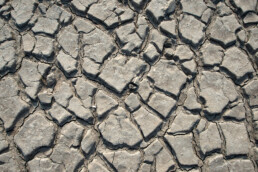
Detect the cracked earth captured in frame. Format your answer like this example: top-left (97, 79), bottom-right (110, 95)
top-left (0, 0), bottom-right (258, 171)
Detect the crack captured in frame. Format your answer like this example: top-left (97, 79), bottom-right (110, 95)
top-left (0, 0), bottom-right (257, 170)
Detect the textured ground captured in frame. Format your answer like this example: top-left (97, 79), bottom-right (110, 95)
top-left (0, 0), bottom-right (258, 171)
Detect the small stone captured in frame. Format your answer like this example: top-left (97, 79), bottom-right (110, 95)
top-left (32, 17), bottom-right (59, 35)
top-left (165, 133), bottom-right (200, 166)
top-left (146, 0), bottom-right (176, 25)
top-left (148, 92), bottom-right (176, 118)
top-left (14, 112), bottom-right (55, 158)
top-left (133, 107), bottom-right (162, 139)
top-left (160, 20), bottom-right (177, 38)
top-left (56, 50), bottom-right (78, 76)
top-left (222, 47), bottom-right (254, 81)
top-left (209, 15), bottom-right (241, 47)
top-left (143, 44), bottom-right (160, 64)
top-left (48, 103), bottom-right (72, 125)
top-left (33, 36), bottom-right (54, 58)
top-left (68, 96), bottom-right (93, 123)
top-left (223, 103), bottom-right (246, 121)
top-left (102, 150), bottom-right (141, 172)
top-left (22, 33), bottom-right (35, 53)
top-left (125, 93), bottom-right (141, 112)
top-left (95, 90), bottom-right (118, 118)
top-left (219, 122), bottom-right (250, 156)
top-left (167, 109), bottom-right (200, 134)
top-left (148, 59), bottom-right (187, 97)
top-left (244, 80), bottom-right (258, 107)
top-left (81, 129), bottom-right (98, 155)
top-left (181, 0), bottom-right (207, 18)
top-left (200, 42), bottom-right (224, 66)
top-left (199, 123), bottom-right (222, 155)
top-left (179, 14), bottom-right (205, 47)
top-left (98, 107), bottom-right (143, 148)
top-left (99, 55), bottom-right (147, 93)
top-left (184, 86), bottom-right (201, 111)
